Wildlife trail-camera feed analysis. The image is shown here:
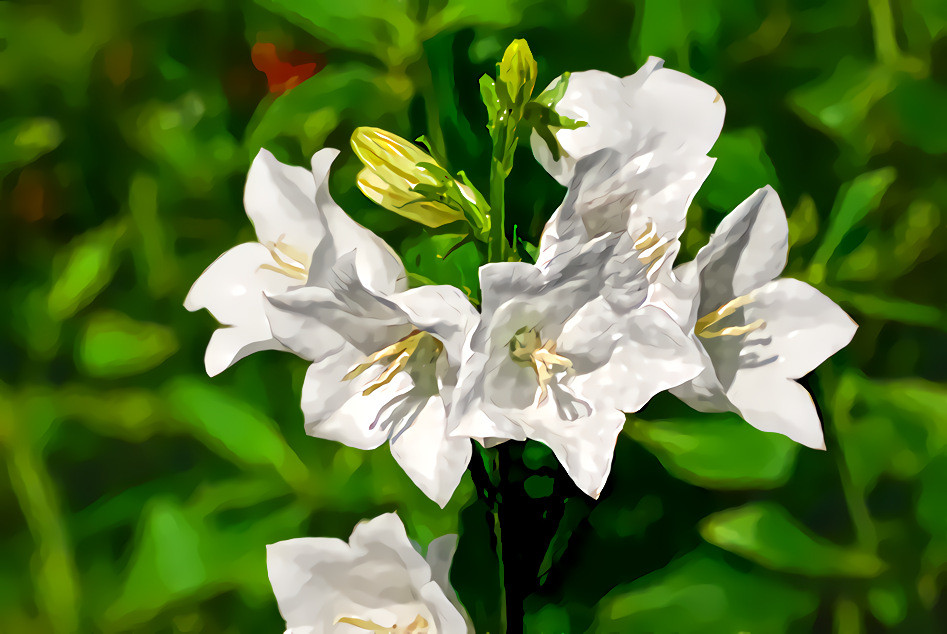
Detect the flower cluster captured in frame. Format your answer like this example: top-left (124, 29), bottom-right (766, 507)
top-left (187, 43), bottom-right (856, 632)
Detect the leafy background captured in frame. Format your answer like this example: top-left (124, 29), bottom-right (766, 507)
top-left (1, 0), bottom-right (946, 632)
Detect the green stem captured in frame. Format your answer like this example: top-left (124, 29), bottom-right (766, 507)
top-left (488, 158), bottom-right (508, 262)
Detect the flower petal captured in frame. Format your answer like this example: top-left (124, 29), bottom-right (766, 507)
top-left (520, 398), bottom-right (627, 499)
top-left (300, 342), bottom-right (417, 450)
top-left (265, 283), bottom-right (409, 360)
top-left (266, 536), bottom-right (352, 630)
top-left (184, 242), bottom-right (292, 375)
top-left (726, 370), bottom-right (827, 450)
top-left (742, 278), bottom-right (857, 379)
top-left (244, 149), bottom-right (323, 251)
top-left (309, 149), bottom-right (408, 295)
top-left (389, 394), bottom-right (471, 508)
top-left (684, 185), bottom-right (789, 320)
top-left (531, 58), bottom-right (724, 185)
top-left (564, 305), bottom-right (703, 413)
top-left (424, 535), bottom-right (474, 633)
top-left (380, 285), bottom-right (479, 366)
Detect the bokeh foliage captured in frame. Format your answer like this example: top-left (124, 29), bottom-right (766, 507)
top-left (1, 0), bottom-right (945, 631)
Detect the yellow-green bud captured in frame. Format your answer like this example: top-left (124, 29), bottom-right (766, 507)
top-left (351, 127), bottom-right (466, 228)
top-left (498, 39), bottom-right (538, 109)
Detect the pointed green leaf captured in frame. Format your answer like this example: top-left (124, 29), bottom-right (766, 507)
top-left (627, 414), bottom-right (799, 489)
top-left (594, 548), bottom-right (818, 633)
top-left (163, 379), bottom-right (308, 489)
top-left (77, 311), bottom-right (179, 378)
top-left (700, 502), bottom-right (885, 577)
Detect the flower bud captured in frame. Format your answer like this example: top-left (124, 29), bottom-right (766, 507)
top-left (498, 39), bottom-right (538, 110)
top-left (351, 127), bottom-right (466, 228)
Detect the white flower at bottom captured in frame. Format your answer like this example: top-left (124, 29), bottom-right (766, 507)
top-left (267, 513), bottom-right (471, 633)
top-left (670, 186), bottom-right (858, 449)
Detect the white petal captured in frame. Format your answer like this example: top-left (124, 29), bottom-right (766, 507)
top-left (203, 324), bottom-right (285, 377)
top-left (244, 149), bottom-right (324, 251)
top-left (301, 343), bottom-right (417, 450)
top-left (265, 284), bottom-right (409, 360)
top-left (389, 395), bottom-right (472, 508)
top-left (726, 370), bottom-right (827, 449)
top-left (185, 242), bottom-right (289, 325)
top-left (531, 58), bottom-right (724, 185)
top-left (521, 399), bottom-right (627, 499)
top-left (380, 285), bottom-right (479, 366)
top-left (310, 149), bottom-right (408, 296)
top-left (424, 535), bottom-right (473, 633)
top-left (266, 536), bottom-right (352, 630)
top-left (686, 185), bottom-right (789, 317)
top-left (419, 579), bottom-right (471, 633)
top-left (563, 305), bottom-right (703, 413)
top-left (743, 278), bottom-right (857, 379)
top-left (184, 242), bottom-right (293, 374)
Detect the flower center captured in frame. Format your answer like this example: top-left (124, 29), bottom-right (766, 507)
top-left (694, 293), bottom-right (765, 339)
top-left (343, 330), bottom-right (444, 396)
top-left (336, 614), bottom-right (430, 633)
top-left (259, 234), bottom-right (310, 281)
top-left (509, 326), bottom-right (573, 402)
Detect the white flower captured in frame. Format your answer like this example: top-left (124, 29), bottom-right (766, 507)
top-left (530, 57), bottom-right (725, 187)
top-left (187, 148), bottom-right (475, 507)
top-left (670, 186), bottom-right (858, 449)
top-left (450, 232), bottom-right (702, 499)
top-left (185, 148), bottom-right (404, 376)
top-left (265, 276), bottom-right (477, 507)
top-left (267, 513), bottom-right (472, 633)
top-left (531, 60), bottom-right (725, 295)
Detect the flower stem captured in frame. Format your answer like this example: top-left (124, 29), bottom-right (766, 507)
top-left (488, 157), bottom-right (508, 262)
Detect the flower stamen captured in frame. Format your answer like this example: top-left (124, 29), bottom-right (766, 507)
top-left (633, 221), bottom-right (673, 269)
top-left (336, 614), bottom-right (430, 633)
top-left (509, 327), bottom-right (573, 402)
top-left (694, 294), bottom-right (765, 339)
top-left (259, 234), bottom-right (310, 281)
top-left (343, 330), bottom-right (443, 396)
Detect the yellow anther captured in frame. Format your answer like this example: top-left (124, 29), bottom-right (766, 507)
top-left (335, 614), bottom-right (430, 633)
top-left (258, 235), bottom-right (310, 281)
top-left (343, 330), bottom-right (443, 396)
top-left (632, 221), bottom-right (673, 270)
top-left (509, 327), bottom-right (573, 402)
top-left (694, 294), bottom-right (764, 339)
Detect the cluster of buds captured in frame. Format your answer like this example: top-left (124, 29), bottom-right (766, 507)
top-left (351, 127), bottom-right (490, 240)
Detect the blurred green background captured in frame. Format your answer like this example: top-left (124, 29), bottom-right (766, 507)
top-left (2, 0), bottom-right (946, 632)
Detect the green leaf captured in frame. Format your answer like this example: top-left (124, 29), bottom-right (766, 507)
top-left (76, 311), bottom-right (179, 378)
top-left (790, 58), bottom-right (898, 157)
top-left (593, 547), bottom-right (818, 633)
top-left (700, 502), bottom-right (885, 577)
top-left (253, 0), bottom-right (420, 63)
top-left (163, 379), bottom-right (309, 489)
top-left (56, 386), bottom-right (168, 443)
top-left (809, 167), bottom-right (897, 279)
top-left (627, 414), bottom-right (799, 489)
top-left (0, 117), bottom-right (63, 174)
top-left (399, 231), bottom-right (483, 302)
top-left (701, 128), bottom-right (780, 211)
top-left (46, 219), bottom-right (127, 321)
top-left (107, 494), bottom-right (309, 629)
